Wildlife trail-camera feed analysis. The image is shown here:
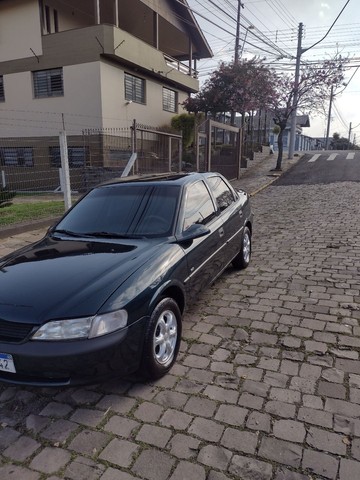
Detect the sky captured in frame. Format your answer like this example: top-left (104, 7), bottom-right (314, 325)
top-left (188, 0), bottom-right (360, 142)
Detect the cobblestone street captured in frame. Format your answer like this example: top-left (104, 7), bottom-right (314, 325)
top-left (1, 178), bottom-right (360, 480)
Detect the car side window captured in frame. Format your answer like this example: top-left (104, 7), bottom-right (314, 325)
top-left (207, 176), bottom-right (235, 211)
top-left (183, 181), bottom-right (216, 231)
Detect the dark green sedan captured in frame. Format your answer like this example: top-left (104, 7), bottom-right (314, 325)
top-left (0, 172), bottom-right (253, 386)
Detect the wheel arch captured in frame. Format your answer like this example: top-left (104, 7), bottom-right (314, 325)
top-left (245, 220), bottom-right (252, 235)
top-left (160, 285), bottom-right (185, 314)
top-left (149, 281), bottom-right (186, 315)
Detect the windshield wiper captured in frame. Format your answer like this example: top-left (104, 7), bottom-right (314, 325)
top-left (51, 229), bottom-right (88, 238)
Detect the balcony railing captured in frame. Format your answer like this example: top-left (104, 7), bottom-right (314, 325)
top-left (164, 54), bottom-right (198, 79)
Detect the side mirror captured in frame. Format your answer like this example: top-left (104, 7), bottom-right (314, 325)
top-left (175, 224), bottom-right (210, 243)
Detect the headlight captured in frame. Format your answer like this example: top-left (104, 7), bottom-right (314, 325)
top-left (32, 310), bottom-right (128, 341)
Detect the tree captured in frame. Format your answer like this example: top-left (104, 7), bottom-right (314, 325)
top-left (269, 56), bottom-right (347, 170)
top-left (183, 59), bottom-right (276, 121)
top-left (331, 132), bottom-right (359, 150)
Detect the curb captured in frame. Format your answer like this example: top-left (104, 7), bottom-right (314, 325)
top-left (248, 155), bottom-right (304, 197)
top-left (0, 217), bottom-right (59, 240)
top-left (249, 177), bottom-right (279, 197)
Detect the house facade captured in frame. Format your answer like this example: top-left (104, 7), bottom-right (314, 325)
top-left (0, 0), bottom-right (212, 189)
top-left (0, 0), bottom-right (212, 136)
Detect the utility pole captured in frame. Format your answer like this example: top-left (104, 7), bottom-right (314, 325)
top-left (288, 23), bottom-right (303, 159)
top-left (324, 85), bottom-right (334, 150)
top-left (231, 1), bottom-right (244, 126)
top-left (348, 122), bottom-right (352, 149)
top-left (234, 1), bottom-right (244, 64)
top-left (288, 0), bottom-right (350, 158)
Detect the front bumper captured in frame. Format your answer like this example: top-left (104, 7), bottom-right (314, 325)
top-left (0, 316), bottom-right (148, 386)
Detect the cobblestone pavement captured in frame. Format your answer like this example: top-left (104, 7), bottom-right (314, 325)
top-left (1, 173), bottom-right (360, 479)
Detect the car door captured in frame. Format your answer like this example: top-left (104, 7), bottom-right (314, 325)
top-left (206, 175), bottom-right (244, 265)
top-left (179, 180), bottom-right (226, 302)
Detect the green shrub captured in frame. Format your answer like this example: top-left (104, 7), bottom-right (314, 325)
top-left (171, 113), bottom-right (196, 148)
top-left (0, 187), bottom-right (16, 208)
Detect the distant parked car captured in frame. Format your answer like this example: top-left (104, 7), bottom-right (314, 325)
top-left (0, 172), bottom-right (253, 386)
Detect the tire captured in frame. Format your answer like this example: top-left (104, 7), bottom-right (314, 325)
top-left (232, 226), bottom-right (251, 269)
top-left (140, 297), bottom-right (182, 379)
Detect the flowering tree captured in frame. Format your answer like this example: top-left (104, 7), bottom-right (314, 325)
top-left (183, 59), bottom-right (276, 119)
top-left (270, 57), bottom-right (347, 170)
top-left (184, 55), bottom-right (347, 171)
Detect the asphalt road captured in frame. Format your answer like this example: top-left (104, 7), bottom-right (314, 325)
top-left (1, 158), bottom-right (360, 480)
top-left (274, 150), bottom-right (360, 186)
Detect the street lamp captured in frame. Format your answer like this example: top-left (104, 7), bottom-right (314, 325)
top-left (240, 25), bottom-right (254, 57)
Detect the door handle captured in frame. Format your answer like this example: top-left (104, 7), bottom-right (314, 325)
top-left (219, 227), bottom-right (224, 238)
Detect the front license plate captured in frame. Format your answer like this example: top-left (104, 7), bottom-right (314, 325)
top-left (0, 353), bottom-right (16, 373)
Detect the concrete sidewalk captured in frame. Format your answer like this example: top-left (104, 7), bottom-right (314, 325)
top-left (234, 152), bottom-right (302, 196)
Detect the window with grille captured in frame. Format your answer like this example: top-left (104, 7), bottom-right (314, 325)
top-left (0, 76), bottom-right (4, 102)
top-left (0, 148), bottom-right (34, 167)
top-left (33, 68), bottom-right (63, 98)
top-left (124, 73), bottom-right (145, 104)
top-left (163, 87), bottom-right (177, 113)
top-left (50, 146), bottom-right (87, 168)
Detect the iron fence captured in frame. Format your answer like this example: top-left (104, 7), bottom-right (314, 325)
top-left (0, 121), bottom-right (183, 200)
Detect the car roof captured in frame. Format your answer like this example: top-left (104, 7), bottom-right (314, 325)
top-left (98, 172), bottom-right (220, 188)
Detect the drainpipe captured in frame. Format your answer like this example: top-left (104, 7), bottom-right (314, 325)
top-left (94, 0), bottom-right (100, 24)
top-left (114, 0), bottom-right (119, 27)
top-left (189, 38), bottom-right (193, 77)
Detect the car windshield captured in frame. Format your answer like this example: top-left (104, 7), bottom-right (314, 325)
top-left (55, 184), bottom-right (180, 238)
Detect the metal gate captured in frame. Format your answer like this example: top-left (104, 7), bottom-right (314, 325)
top-left (197, 119), bottom-right (242, 180)
top-left (133, 121), bottom-right (183, 174)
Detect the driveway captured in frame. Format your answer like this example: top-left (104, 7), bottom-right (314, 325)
top-left (1, 177), bottom-right (360, 479)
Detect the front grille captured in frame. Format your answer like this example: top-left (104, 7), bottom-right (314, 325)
top-left (0, 319), bottom-right (35, 343)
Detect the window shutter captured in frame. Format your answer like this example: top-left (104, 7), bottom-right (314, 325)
top-left (34, 68), bottom-right (63, 98)
top-left (0, 76), bottom-right (4, 101)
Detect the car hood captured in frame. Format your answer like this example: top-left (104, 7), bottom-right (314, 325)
top-left (0, 235), bottom-right (162, 324)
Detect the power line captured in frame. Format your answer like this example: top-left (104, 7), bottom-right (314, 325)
top-left (302, 0), bottom-right (352, 53)
top-left (265, 0), bottom-right (297, 29)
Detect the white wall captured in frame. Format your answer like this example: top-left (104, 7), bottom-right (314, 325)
top-left (0, 0), bottom-right (43, 62)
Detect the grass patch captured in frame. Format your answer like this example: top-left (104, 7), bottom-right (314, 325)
top-left (0, 201), bottom-right (64, 227)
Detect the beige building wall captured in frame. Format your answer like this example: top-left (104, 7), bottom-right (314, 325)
top-left (99, 61), bottom-right (188, 130)
top-left (0, 0), bottom-right (43, 62)
top-left (0, 62), bottom-right (103, 137)
top-left (0, 58), bottom-right (188, 137)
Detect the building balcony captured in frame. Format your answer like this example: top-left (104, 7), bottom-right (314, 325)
top-left (40, 24), bottom-right (199, 93)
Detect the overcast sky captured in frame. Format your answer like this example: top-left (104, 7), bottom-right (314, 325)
top-left (188, 0), bottom-right (360, 142)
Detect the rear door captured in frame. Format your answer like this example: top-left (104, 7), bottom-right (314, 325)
top-left (206, 175), bottom-right (244, 265)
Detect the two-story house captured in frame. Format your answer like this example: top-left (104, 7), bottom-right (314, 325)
top-left (0, 0), bottom-right (212, 188)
